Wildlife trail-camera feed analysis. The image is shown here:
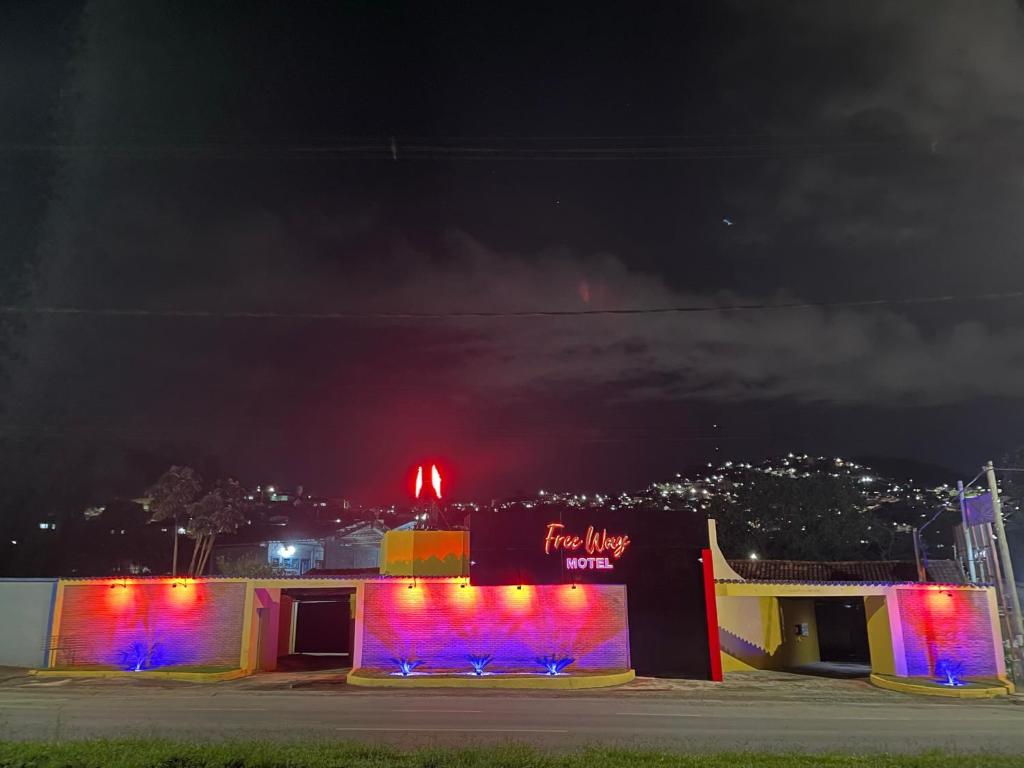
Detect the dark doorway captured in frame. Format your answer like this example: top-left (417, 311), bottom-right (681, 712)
top-left (278, 587), bottom-right (355, 670)
top-left (814, 598), bottom-right (870, 662)
top-left (294, 600), bottom-right (350, 654)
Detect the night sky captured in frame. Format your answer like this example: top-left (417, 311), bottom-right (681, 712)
top-left (3, 1), bottom-right (1024, 505)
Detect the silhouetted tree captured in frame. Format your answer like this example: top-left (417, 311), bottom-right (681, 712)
top-left (146, 466), bottom-right (202, 576)
top-left (185, 477), bottom-right (248, 575)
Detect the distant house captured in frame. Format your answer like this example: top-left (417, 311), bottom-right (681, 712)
top-left (322, 521), bottom-right (389, 570)
top-left (266, 538), bottom-right (325, 576)
top-left (267, 522), bottom-right (389, 575)
top-left (210, 520), bottom-right (390, 577)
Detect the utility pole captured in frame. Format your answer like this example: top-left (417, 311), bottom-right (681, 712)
top-left (958, 480), bottom-right (978, 582)
top-left (912, 527), bottom-right (926, 582)
top-left (985, 461), bottom-right (1023, 679)
top-left (172, 515), bottom-right (179, 577)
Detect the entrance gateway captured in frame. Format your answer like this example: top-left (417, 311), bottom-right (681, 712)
top-left (470, 507), bottom-right (718, 678)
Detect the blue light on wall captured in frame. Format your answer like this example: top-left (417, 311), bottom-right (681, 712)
top-left (935, 658), bottom-right (965, 687)
top-left (536, 654), bottom-right (574, 676)
top-left (467, 654), bottom-right (493, 676)
top-left (391, 657), bottom-right (424, 676)
top-left (118, 641), bottom-right (166, 672)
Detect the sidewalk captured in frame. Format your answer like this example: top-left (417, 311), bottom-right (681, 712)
top-left (4, 664), bottom-right (1017, 704)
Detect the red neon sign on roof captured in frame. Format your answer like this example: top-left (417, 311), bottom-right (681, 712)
top-left (413, 464), bottom-right (442, 500)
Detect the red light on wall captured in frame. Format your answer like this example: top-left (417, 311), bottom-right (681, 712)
top-left (504, 584), bottom-right (534, 611)
top-left (559, 583), bottom-right (588, 608)
top-left (106, 582), bottom-right (133, 610)
top-left (450, 580), bottom-right (476, 608)
top-left (359, 581), bottom-right (630, 674)
top-left (169, 580), bottom-right (196, 606)
top-left (400, 581), bottom-right (425, 608)
top-left (925, 588), bottom-right (955, 614)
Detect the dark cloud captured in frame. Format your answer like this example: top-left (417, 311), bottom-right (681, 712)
top-left (725, 1), bottom-right (1024, 295)
top-left (4, 0), bottom-right (1024, 499)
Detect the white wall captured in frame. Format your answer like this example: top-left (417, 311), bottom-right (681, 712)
top-left (0, 579), bottom-right (57, 668)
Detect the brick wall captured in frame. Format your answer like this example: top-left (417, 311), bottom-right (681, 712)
top-left (56, 581), bottom-right (246, 670)
top-left (359, 580), bottom-right (629, 673)
top-left (894, 586), bottom-right (999, 677)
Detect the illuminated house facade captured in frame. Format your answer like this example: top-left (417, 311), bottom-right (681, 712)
top-left (0, 515), bottom-right (1012, 693)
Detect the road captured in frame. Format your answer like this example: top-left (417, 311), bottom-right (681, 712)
top-left (0, 678), bottom-right (1021, 752)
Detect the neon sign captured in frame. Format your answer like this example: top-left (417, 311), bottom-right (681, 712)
top-left (543, 522), bottom-right (630, 570)
top-left (413, 464), bottom-right (443, 500)
top-left (431, 465), bottom-right (442, 500)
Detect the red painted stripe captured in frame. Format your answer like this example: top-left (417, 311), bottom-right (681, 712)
top-left (701, 547), bottom-right (723, 682)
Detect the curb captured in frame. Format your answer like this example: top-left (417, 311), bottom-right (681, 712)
top-left (29, 668), bottom-right (248, 683)
top-left (869, 673), bottom-right (1012, 698)
top-left (346, 669), bottom-right (635, 689)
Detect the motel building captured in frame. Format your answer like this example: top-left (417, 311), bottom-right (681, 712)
top-left (0, 508), bottom-right (1013, 696)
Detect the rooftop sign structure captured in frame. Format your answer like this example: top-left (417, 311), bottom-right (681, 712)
top-left (412, 464), bottom-right (442, 501)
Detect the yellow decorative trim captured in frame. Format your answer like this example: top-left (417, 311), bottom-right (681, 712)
top-left (869, 673), bottom-right (1012, 698)
top-left (346, 668), bottom-right (635, 689)
top-left (29, 668), bottom-right (248, 682)
top-left (720, 650), bottom-right (759, 672)
top-left (238, 580), bottom-right (256, 671)
top-left (47, 581), bottom-right (65, 669)
top-left (55, 577), bottom-right (366, 587)
top-left (717, 582), bottom-right (891, 597)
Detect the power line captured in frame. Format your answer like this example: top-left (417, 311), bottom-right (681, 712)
top-left (0, 134), bottom-right (928, 162)
top-left (0, 423), bottom-right (756, 443)
top-left (1, 290), bottom-right (1022, 321)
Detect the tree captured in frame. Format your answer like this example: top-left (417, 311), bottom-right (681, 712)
top-left (185, 478), bottom-right (248, 576)
top-left (184, 492), bottom-right (221, 576)
top-left (146, 466), bottom-right (202, 576)
top-left (710, 470), bottom-right (887, 561)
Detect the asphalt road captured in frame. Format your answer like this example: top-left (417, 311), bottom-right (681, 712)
top-left (0, 682), bottom-right (1021, 752)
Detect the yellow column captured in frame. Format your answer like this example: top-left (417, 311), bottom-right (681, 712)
top-left (46, 581), bottom-right (66, 669)
top-left (238, 580), bottom-right (256, 672)
top-left (865, 595), bottom-right (896, 676)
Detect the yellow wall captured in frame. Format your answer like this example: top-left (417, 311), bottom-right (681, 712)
top-left (707, 519), bottom-right (743, 581)
top-left (379, 530), bottom-right (413, 573)
top-left (718, 596), bottom-right (782, 654)
top-left (379, 530), bottom-right (469, 576)
top-left (721, 649), bottom-right (759, 672)
top-left (776, 598), bottom-right (820, 667)
top-left (718, 596), bottom-right (819, 670)
top-left (864, 595), bottom-right (896, 675)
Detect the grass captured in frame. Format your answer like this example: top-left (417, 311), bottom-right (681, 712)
top-left (0, 741), bottom-right (1018, 768)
